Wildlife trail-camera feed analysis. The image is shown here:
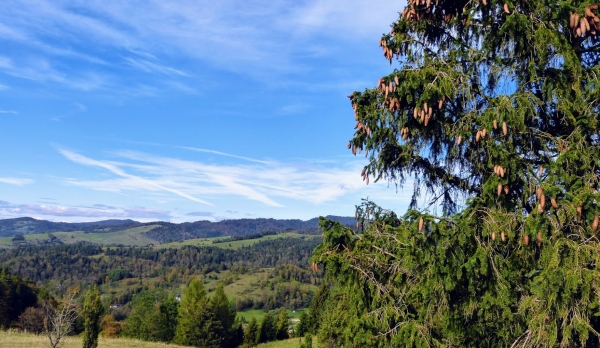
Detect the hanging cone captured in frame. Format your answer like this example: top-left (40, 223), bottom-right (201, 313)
top-left (577, 206), bottom-right (583, 221)
top-left (418, 217), bottom-right (424, 232)
top-left (523, 233), bottom-right (529, 245)
top-left (501, 231), bottom-right (506, 241)
top-left (551, 197), bottom-right (558, 209)
top-left (493, 119), bottom-right (498, 129)
top-left (592, 215), bottom-right (599, 232)
top-left (492, 231), bottom-right (496, 241)
top-left (502, 122), bottom-right (508, 136)
top-left (497, 183), bottom-right (502, 197)
top-left (537, 231), bottom-right (542, 246)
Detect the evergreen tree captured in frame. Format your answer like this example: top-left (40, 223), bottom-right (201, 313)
top-left (307, 282), bottom-right (329, 334)
top-left (257, 312), bottom-right (277, 344)
top-left (82, 286), bottom-right (104, 348)
top-left (276, 308), bottom-right (289, 340)
top-left (211, 284), bottom-right (237, 347)
top-left (174, 279), bottom-right (223, 348)
top-left (158, 296), bottom-right (179, 342)
top-left (122, 291), bottom-right (155, 340)
top-left (243, 317), bottom-right (259, 347)
top-left (300, 333), bottom-right (313, 348)
top-left (313, 0), bottom-right (600, 346)
top-left (295, 310), bottom-right (311, 337)
top-left (229, 320), bottom-right (245, 348)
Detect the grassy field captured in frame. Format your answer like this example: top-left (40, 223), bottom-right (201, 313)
top-left (0, 330), bottom-right (311, 348)
top-left (0, 330), bottom-right (185, 348)
top-left (0, 225), bottom-right (160, 248)
top-left (238, 308), bottom-right (306, 326)
top-left (157, 232), bottom-right (319, 250)
top-left (257, 337), bottom-right (313, 348)
top-left (0, 229), bottom-right (318, 250)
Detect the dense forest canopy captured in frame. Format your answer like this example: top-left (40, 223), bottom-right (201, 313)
top-left (0, 215), bottom-right (354, 240)
top-left (312, 1), bottom-right (600, 347)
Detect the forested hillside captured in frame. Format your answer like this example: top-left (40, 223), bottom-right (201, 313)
top-left (0, 217), bottom-right (139, 237)
top-left (0, 236), bottom-right (323, 311)
top-left (0, 216), bottom-right (354, 241)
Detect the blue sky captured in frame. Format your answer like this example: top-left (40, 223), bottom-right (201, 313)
top-left (0, 0), bottom-right (411, 222)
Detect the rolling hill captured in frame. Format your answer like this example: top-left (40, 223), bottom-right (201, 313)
top-left (0, 216), bottom-right (355, 242)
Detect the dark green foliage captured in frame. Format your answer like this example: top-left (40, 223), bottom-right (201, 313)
top-left (243, 317), bottom-right (259, 347)
top-left (313, 0), bottom-right (600, 346)
top-left (300, 333), bottom-right (313, 348)
top-left (211, 284), bottom-right (238, 348)
top-left (307, 282), bottom-right (329, 334)
top-left (276, 308), bottom-right (289, 340)
top-left (257, 312), bottom-right (277, 344)
top-left (158, 296), bottom-right (179, 342)
top-left (144, 216), bottom-right (354, 243)
top-left (0, 268), bottom-right (38, 328)
top-left (0, 238), bottom-right (321, 288)
top-left (123, 291), bottom-right (179, 343)
top-left (174, 279), bottom-right (223, 348)
top-left (295, 310), bottom-right (311, 337)
top-left (106, 269), bottom-right (132, 282)
top-left (229, 321), bottom-right (245, 348)
top-left (82, 286), bottom-right (104, 348)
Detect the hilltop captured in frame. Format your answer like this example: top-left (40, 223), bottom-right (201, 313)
top-left (0, 215), bottom-right (354, 242)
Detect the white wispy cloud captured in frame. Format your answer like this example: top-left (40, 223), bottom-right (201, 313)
top-left (179, 146), bottom-right (273, 164)
top-left (123, 57), bottom-right (187, 76)
top-left (0, 110), bottom-right (18, 114)
top-left (0, 177), bottom-right (34, 186)
top-left (57, 148), bottom-right (381, 208)
top-left (0, 0), bottom-right (401, 82)
top-left (59, 149), bottom-right (213, 206)
top-left (0, 200), bottom-right (171, 220)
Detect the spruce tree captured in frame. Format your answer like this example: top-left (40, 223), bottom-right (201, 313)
top-left (243, 317), bottom-right (259, 347)
top-left (313, 0), bottom-right (600, 346)
top-left (276, 308), bottom-right (289, 340)
top-left (257, 312), bottom-right (277, 344)
top-left (211, 284), bottom-right (237, 347)
top-left (82, 286), bottom-right (104, 348)
top-left (174, 279), bottom-right (223, 348)
top-left (295, 310), bottom-right (311, 337)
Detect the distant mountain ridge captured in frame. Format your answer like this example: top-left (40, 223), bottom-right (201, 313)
top-left (0, 216), bottom-right (355, 241)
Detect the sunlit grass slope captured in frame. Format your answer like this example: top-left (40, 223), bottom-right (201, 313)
top-left (0, 330), bottom-right (310, 348)
top-left (0, 330), bottom-right (186, 348)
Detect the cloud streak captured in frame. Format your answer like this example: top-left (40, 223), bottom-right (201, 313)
top-left (59, 149), bottom-right (213, 206)
top-left (0, 0), bottom-right (400, 83)
top-left (0, 200), bottom-right (171, 220)
top-left (0, 177), bottom-right (34, 186)
top-left (58, 148), bottom-right (378, 208)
